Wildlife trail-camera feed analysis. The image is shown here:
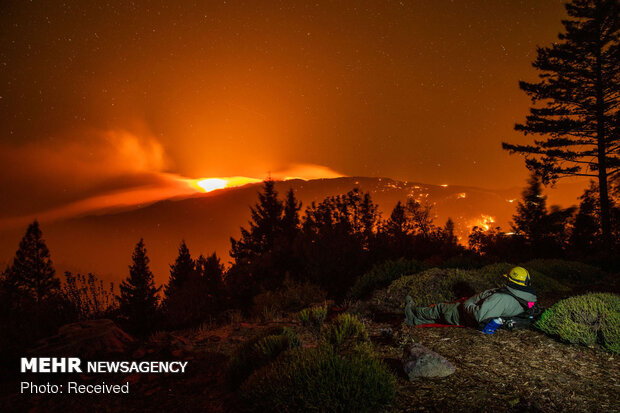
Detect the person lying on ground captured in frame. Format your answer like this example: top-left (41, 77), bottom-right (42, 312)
top-left (404, 266), bottom-right (537, 330)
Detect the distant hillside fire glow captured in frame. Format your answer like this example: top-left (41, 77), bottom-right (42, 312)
top-left (470, 214), bottom-right (496, 231)
top-left (192, 177), bottom-right (262, 193)
top-left (191, 165), bottom-right (344, 193)
top-left (196, 178), bottom-right (227, 192)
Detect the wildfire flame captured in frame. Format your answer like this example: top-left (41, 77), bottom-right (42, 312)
top-left (479, 214), bottom-right (495, 231)
top-left (191, 164), bottom-right (344, 193)
top-left (469, 214), bottom-right (495, 231)
top-left (191, 176), bottom-right (262, 193)
top-left (196, 178), bottom-right (227, 192)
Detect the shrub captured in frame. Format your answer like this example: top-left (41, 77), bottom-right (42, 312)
top-left (321, 313), bottom-right (368, 351)
top-left (349, 259), bottom-right (427, 300)
top-left (475, 263), bottom-right (570, 295)
top-left (535, 293), bottom-right (619, 354)
top-left (439, 254), bottom-right (486, 270)
top-left (240, 347), bottom-right (396, 413)
top-left (62, 272), bottom-right (117, 320)
top-left (252, 277), bottom-right (326, 316)
top-left (525, 259), bottom-right (605, 286)
top-left (374, 268), bottom-right (476, 311)
top-left (374, 263), bottom-right (572, 314)
top-left (226, 327), bottom-right (300, 388)
top-left (297, 308), bottom-right (310, 324)
top-left (297, 304), bottom-right (327, 336)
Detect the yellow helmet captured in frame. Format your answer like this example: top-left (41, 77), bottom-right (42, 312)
top-left (505, 266), bottom-right (530, 287)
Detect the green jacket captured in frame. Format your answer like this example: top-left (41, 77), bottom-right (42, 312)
top-left (461, 286), bottom-right (537, 326)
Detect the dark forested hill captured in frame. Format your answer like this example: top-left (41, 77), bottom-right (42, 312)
top-left (0, 177), bottom-right (529, 285)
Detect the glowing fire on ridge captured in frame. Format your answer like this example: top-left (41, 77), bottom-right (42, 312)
top-left (478, 214), bottom-right (495, 231)
top-left (191, 165), bottom-right (345, 193)
top-left (196, 178), bottom-right (227, 192)
top-left (192, 176), bottom-right (262, 193)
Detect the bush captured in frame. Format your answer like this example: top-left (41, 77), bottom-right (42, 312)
top-left (240, 347), bottom-right (396, 413)
top-left (252, 277), bottom-right (326, 317)
top-left (372, 263), bottom-right (572, 314)
top-left (297, 305), bottom-right (327, 336)
top-left (321, 313), bottom-right (368, 351)
top-left (349, 259), bottom-right (427, 300)
top-left (439, 254), bottom-right (486, 270)
top-left (525, 259), bottom-right (605, 286)
top-left (535, 293), bottom-right (619, 354)
top-left (62, 272), bottom-right (117, 320)
top-left (226, 327), bottom-right (300, 388)
top-left (475, 263), bottom-right (570, 295)
top-left (374, 268), bottom-right (477, 311)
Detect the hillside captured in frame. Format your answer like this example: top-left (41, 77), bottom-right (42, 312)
top-left (1, 177), bottom-right (525, 285)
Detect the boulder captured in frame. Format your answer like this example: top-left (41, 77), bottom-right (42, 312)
top-left (30, 319), bottom-right (134, 358)
top-left (402, 343), bottom-right (455, 379)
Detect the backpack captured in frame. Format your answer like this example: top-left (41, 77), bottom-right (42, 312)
top-left (496, 287), bottom-right (544, 330)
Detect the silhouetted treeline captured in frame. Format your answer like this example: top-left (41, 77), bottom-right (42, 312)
top-left (469, 173), bottom-right (620, 265)
top-left (225, 179), bottom-right (464, 305)
top-left (162, 243), bottom-right (225, 329)
top-left (1, 174), bottom-right (618, 355)
top-left (225, 177), bottom-right (618, 309)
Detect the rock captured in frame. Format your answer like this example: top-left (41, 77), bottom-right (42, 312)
top-left (379, 328), bottom-right (394, 339)
top-left (30, 319), bottom-right (134, 358)
top-left (402, 343), bottom-right (455, 379)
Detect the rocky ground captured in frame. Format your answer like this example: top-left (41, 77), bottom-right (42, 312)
top-left (1, 309), bottom-right (619, 412)
top-left (369, 317), bottom-right (620, 412)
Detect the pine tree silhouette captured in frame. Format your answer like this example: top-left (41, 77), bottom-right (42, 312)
top-left (511, 173), bottom-right (575, 256)
top-left (230, 179), bottom-right (284, 263)
top-left (512, 174), bottom-right (549, 244)
top-left (282, 188), bottom-right (302, 242)
top-left (5, 220), bottom-right (59, 303)
top-left (384, 201), bottom-right (410, 236)
top-left (164, 240), bottom-right (196, 301)
top-left (228, 179), bottom-right (295, 293)
top-left (571, 182), bottom-right (603, 252)
top-left (197, 252), bottom-right (225, 299)
top-left (503, 0), bottom-right (620, 248)
top-left (359, 191), bottom-right (379, 248)
top-left (118, 239), bottom-right (160, 332)
top-left (380, 201), bottom-right (412, 259)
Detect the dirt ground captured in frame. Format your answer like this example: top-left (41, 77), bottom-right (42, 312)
top-left (369, 317), bottom-right (620, 412)
top-left (1, 314), bottom-right (619, 412)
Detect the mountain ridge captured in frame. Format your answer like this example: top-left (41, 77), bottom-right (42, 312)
top-left (0, 176), bottom-right (579, 286)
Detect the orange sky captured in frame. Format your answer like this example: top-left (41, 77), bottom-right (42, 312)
top-left (0, 0), bottom-right (585, 225)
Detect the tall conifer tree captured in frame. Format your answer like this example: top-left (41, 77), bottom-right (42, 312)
top-left (5, 220), bottom-right (59, 303)
top-left (503, 0), bottom-right (620, 247)
top-left (164, 240), bottom-right (195, 300)
top-left (197, 252), bottom-right (225, 297)
top-left (282, 188), bottom-right (302, 242)
top-left (230, 179), bottom-right (284, 264)
top-left (511, 174), bottom-right (549, 243)
top-left (118, 239), bottom-right (160, 330)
